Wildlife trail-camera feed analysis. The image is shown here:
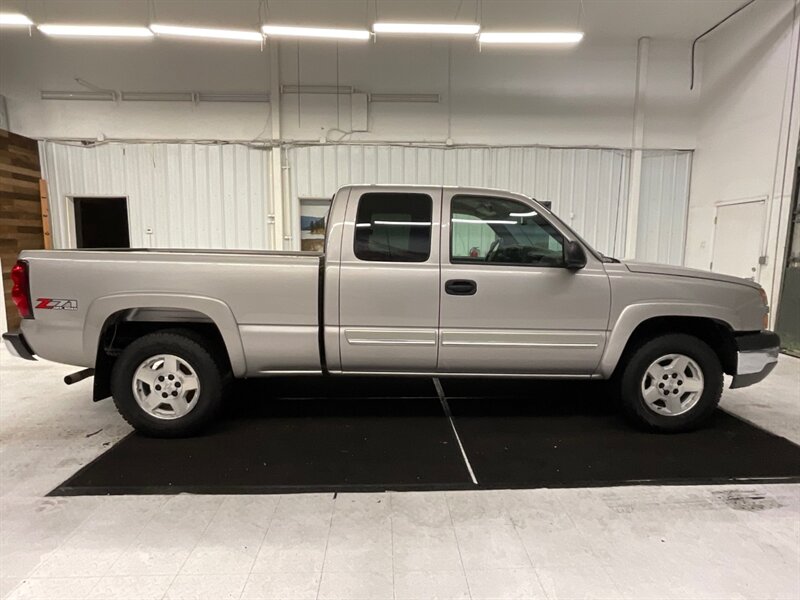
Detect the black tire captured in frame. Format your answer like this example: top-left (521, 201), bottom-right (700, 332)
top-left (618, 333), bottom-right (723, 432)
top-left (110, 329), bottom-right (228, 437)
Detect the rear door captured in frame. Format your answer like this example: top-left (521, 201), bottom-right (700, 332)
top-left (438, 189), bottom-right (611, 374)
top-left (337, 186), bottom-right (441, 372)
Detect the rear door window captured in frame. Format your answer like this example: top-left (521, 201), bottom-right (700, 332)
top-left (354, 193), bottom-right (433, 262)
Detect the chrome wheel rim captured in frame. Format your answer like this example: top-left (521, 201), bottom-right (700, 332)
top-left (132, 354), bottom-right (201, 420)
top-left (641, 353), bottom-right (704, 417)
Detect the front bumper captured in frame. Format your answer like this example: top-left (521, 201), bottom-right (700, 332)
top-left (2, 331), bottom-right (36, 361)
top-left (730, 330), bottom-right (780, 389)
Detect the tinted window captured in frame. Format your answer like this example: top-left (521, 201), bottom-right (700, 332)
top-left (451, 195), bottom-right (564, 266)
top-left (354, 193), bottom-right (432, 262)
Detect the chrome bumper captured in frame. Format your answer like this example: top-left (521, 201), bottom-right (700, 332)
top-left (730, 331), bottom-right (780, 389)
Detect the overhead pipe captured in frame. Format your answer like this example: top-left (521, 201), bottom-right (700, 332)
top-left (690, 0), bottom-right (758, 89)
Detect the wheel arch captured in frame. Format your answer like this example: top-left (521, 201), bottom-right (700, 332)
top-left (600, 304), bottom-right (738, 379)
top-left (85, 294), bottom-right (247, 385)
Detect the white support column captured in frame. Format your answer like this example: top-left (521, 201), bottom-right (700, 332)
top-left (624, 36), bottom-right (650, 260)
top-left (268, 38), bottom-right (285, 250)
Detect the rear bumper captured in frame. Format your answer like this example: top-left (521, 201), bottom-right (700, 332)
top-left (730, 331), bottom-right (780, 389)
top-left (2, 331), bottom-right (36, 361)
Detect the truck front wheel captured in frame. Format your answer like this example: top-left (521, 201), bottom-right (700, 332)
top-left (110, 330), bottom-right (226, 437)
top-left (618, 333), bottom-right (723, 432)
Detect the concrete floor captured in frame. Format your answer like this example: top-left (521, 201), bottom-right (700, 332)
top-left (1, 345), bottom-right (798, 600)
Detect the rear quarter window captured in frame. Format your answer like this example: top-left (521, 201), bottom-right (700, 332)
top-left (354, 193), bottom-right (433, 262)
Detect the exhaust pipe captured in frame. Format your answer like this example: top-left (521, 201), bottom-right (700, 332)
top-left (64, 368), bottom-right (95, 385)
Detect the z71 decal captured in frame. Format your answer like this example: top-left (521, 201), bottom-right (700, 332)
top-left (36, 298), bottom-right (78, 311)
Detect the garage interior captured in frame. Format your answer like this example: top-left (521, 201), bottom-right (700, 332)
top-left (1, 0), bottom-right (799, 599)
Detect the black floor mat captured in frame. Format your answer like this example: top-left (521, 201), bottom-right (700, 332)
top-left (50, 378), bottom-right (800, 495)
top-left (442, 379), bottom-right (800, 488)
top-left (52, 393), bottom-right (470, 495)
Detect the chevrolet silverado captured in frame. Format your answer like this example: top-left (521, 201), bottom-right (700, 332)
top-left (3, 185), bottom-right (780, 436)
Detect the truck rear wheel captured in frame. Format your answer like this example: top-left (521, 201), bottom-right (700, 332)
top-left (618, 333), bottom-right (723, 432)
top-left (110, 330), bottom-right (226, 437)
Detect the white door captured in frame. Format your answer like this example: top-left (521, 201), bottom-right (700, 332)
top-left (711, 200), bottom-right (765, 281)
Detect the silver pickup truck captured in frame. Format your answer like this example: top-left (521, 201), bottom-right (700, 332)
top-left (4, 185), bottom-right (780, 437)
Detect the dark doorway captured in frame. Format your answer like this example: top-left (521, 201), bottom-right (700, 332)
top-left (74, 197), bottom-right (130, 248)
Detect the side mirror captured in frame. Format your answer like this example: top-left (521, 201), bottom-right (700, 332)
top-left (564, 240), bottom-right (587, 269)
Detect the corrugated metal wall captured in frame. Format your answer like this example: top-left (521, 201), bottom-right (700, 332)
top-left (288, 145), bottom-right (632, 257)
top-left (637, 150), bottom-right (693, 265)
top-left (39, 141), bottom-right (691, 265)
top-left (39, 142), bottom-right (272, 249)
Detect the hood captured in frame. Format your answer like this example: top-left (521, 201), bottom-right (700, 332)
top-left (622, 261), bottom-right (761, 289)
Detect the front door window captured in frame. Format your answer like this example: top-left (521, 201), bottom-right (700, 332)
top-left (450, 195), bottom-right (564, 267)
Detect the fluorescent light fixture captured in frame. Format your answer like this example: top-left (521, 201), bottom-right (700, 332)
top-left (262, 25), bottom-right (369, 41)
top-left (281, 85), bottom-right (353, 95)
top-left (122, 91), bottom-right (270, 102)
top-left (41, 90), bottom-right (115, 101)
top-left (38, 24), bottom-right (153, 37)
top-left (478, 31), bottom-right (583, 44)
top-left (369, 93), bottom-right (439, 103)
top-left (150, 24), bottom-right (262, 42)
top-left (509, 210), bottom-right (538, 217)
top-left (198, 93), bottom-right (270, 103)
top-left (373, 22), bottom-right (479, 35)
top-left (122, 91), bottom-right (194, 102)
top-left (0, 13), bottom-right (33, 26)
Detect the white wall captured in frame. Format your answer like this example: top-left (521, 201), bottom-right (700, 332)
top-left (686, 0), bottom-right (800, 309)
top-left (277, 37), bottom-right (697, 148)
top-left (0, 27), bottom-right (698, 149)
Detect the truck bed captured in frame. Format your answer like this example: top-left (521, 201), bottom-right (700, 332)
top-left (18, 248), bottom-right (324, 376)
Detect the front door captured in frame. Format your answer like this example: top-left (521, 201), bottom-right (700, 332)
top-left (338, 186), bottom-right (442, 372)
top-left (438, 190), bottom-right (611, 374)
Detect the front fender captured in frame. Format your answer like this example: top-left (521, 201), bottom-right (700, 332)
top-left (83, 293), bottom-right (247, 377)
top-left (598, 302), bottom-right (737, 378)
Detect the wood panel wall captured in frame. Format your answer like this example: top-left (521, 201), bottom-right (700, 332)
top-left (0, 129), bottom-right (44, 331)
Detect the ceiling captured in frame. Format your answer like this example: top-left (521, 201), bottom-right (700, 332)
top-left (0, 0), bottom-right (751, 41)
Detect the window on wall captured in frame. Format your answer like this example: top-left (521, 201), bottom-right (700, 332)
top-left (354, 193), bottom-right (432, 262)
top-left (450, 195), bottom-right (565, 266)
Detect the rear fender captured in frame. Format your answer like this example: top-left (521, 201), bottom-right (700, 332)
top-left (84, 293), bottom-right (246, 377)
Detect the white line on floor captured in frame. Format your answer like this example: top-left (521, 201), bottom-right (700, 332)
top-left (433, 377), bottom-right (478, 485)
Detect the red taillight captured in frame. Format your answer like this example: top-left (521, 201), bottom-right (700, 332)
top-left (10, 260), bottom-right (33, 319)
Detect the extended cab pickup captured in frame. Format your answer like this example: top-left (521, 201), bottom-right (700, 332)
top-left (3, 185), bottom-right (780, 436)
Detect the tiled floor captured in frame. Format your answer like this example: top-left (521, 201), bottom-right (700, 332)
top-left (1, 346), bottom-right (798, 599)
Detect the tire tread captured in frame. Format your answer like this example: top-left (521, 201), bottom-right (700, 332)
top-left (618, 333), bottom-right (723, 432)
top-left (110, 329), bottom-right (227, 437)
